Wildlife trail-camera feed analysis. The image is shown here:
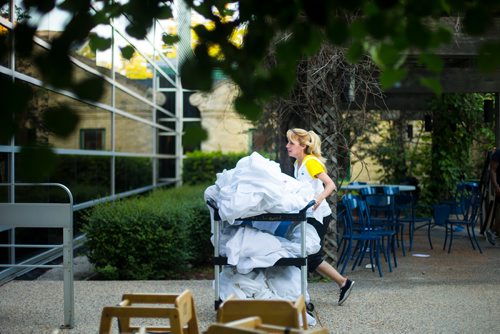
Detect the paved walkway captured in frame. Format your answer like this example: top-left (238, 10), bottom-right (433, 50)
top-left (0, 227), bottom-right (499, 333)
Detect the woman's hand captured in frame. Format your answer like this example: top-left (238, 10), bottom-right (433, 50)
top-left (313, 172), bottom-right (336, 210)
top-left (313, 198), bottom-right (322, 210)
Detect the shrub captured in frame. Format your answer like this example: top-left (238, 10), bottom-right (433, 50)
top-left (82, 184), bottom-right (211, 279)
top-left (183, 151), bottom-right (247, 185)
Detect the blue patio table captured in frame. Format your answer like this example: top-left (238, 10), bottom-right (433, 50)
top-left (340, 184), bottom-right (416, 192)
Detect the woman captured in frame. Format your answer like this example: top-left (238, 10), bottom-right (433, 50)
top-left (286, 128), bottom-right (354, 305)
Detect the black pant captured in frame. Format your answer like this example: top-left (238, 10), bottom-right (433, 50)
top-left (307, 214), bottom-right (333, 272)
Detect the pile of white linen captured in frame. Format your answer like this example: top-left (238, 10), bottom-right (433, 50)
top-left (205, 152), bottom-right (323, 325)
top-left (204, 151), bottom-right (324, 224)
top-left (218, 224), bottom-right (320, 274)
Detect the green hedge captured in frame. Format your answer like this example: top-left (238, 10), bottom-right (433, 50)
top-left (82, 184), bottom-right (211, 280)
top-left (182, 151), bottom-right (247, 185)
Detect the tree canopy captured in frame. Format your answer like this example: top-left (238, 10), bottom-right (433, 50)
top-left (1, 0), bottom-right (500, 154)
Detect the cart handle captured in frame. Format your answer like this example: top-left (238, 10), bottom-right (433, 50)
top-left (207, 198), bottom-right (316, 214)
top-left (206, 198), bottom-right (218, 211)
top-left (301, 200), bottom-right (316, 213)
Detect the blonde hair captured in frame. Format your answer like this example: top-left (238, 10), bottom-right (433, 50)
top-left (286, 128), bottom-right (326, 164)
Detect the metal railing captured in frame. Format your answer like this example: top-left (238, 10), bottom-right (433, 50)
top-left (0, 183), bottom-right (75, 329)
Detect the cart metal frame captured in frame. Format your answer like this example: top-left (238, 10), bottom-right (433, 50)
top-left (207, 199), bottom-right (315, 310)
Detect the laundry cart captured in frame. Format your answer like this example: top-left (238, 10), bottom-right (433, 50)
top-left (207, 199), bottom-right (315, 310)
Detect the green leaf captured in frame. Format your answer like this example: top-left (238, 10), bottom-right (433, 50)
top-left (418, 53), bottom-right (443, 73)
top-left (477, 42), bottom-right (500, 72)
top-left (406, 18), bottom-right (431, 49)
top-left (326, 19), bottom-right (349, 45)
top-left (156, 5), bottom-right (173, 20)
top-left (35, 51), bottom-right (73, 88)
top-left (89, 33), bottom-right (112, 52)
top-left (346, 42), bottom-right (364, 64)
top-left (430, 27), bottom-right (453, 48)
top-left (0, 78), bottom-right (33, 142)
top-left (24, 0), bottom-right (55, 13)
top-left (43, 106), bottom-right (80, 138)
top-left (234, 95), bottom-right (262, 122)
top-left (74, 77), bottom-right (105, 101)
top-left (349, 21), bottom-right (366, 40)
top-left (162, 33), bottom-right (180, 45)
top-left (369, 43), bottom-right (405, 69)
top-left (180, 56), bottom-right (213, 91)
top-left (58, 0), bottom-right (87, 12)
top-left (302, 0), bottom-right (328, 26)
top-left (379, 68), bottom-right (407, 89)
top-left (14, 23), bottom-right (37, 57)
top-left (193, 24), bottom-right (210, 40)
top-left (302, 27), bottom-right (323, 56)
top-left (183, 124), bottom-right (208, 147)
top-left (125, 24), bottom-right (148, 39)
top-left (364, 13), bottom-right (390, 39)
top-left (120, 45), bottom-right (135, 60)
top-left (419, 76), bottom-right (443, 96)
top-left (374, 0), bottom-right (398, 10)
top-left (439, 0), bottom-right (451, 13)
top-left (463, 6), bottom-right (492, 36)
top-left (17, 145), bottom-right (58, 181)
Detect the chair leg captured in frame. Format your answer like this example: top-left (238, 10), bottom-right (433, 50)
top-left (337, 238), bottom-right (348, 268)
top-left (375, 239), bottom-right (383, 277)
top-left (385, 236), bottom-right (393, 272)
top-left (408, 222), bottom-right (415, 251)
top-left (427, 222), bottom-right (433, 249)
top-left (368, 240), bottom-right (375, 273)
top-left (379, 237), bottom-right (389, 263)
top-left (339, 240), bottom-right (352, 275)
top-left (465, 226), bottom-right (476, 250)
top-left (470, 226), bottom-right (483, 254)
top-left (391, 235), bottom-right (398, 268)
top-left (447, 224), bottom-right (454, 253)
top-left (353, 241), bottom-right (367, 270)
top-left (399, 224), bottom-right (406, 257)
top-left (443, 224), bottom-right (449, 251)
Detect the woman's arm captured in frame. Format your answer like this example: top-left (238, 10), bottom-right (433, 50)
top-left (313, 172), bottom-right (337, 210)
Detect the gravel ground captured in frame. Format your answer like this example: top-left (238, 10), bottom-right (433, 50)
top-left (0, 228), bottom-right (499, 334)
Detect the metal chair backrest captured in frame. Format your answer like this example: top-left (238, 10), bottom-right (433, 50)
top-left (360, 186), bottom-right (399, 222)
top-left (463, 190), bottom-right (481, 224)
top-left (433, 204), bottom-right (452, 226)
top-left (454, 182), bottom-right (479, 215)
top-left (342, 194), bottom-right (372, 231)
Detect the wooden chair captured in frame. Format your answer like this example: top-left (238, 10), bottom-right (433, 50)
top-left (205, 317), bottom-right (329, 334)
top-left (216, 295), bottom-right (308, 330)
top-left (99, 289), bottom-right (199, 334)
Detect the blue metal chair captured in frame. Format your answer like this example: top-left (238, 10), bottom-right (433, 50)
top-left (396, 192), bottom-right (433, 251)
top-left (360, 186), bottom-right (402, 254)
top-left (443, 190), bottom-right (483, 254)
top-left (445, 181), bottom-right (480, 218)
top-left (338, 194), bottom-right (395, 277)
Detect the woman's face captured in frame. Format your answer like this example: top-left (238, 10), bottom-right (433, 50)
top-left (286, 139), bottom-right (306, 159)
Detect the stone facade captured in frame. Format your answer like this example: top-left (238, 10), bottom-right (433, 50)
top-left (189, 81), bottom-right (252, 153)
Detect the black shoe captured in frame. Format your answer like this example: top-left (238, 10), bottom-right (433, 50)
top-left (338, 279), bottom-right (354, 305)
top-left (486, 230), bottom-right (496, 245)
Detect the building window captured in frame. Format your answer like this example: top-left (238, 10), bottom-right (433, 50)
top-left (80, 128), bottom-right (105, 150)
